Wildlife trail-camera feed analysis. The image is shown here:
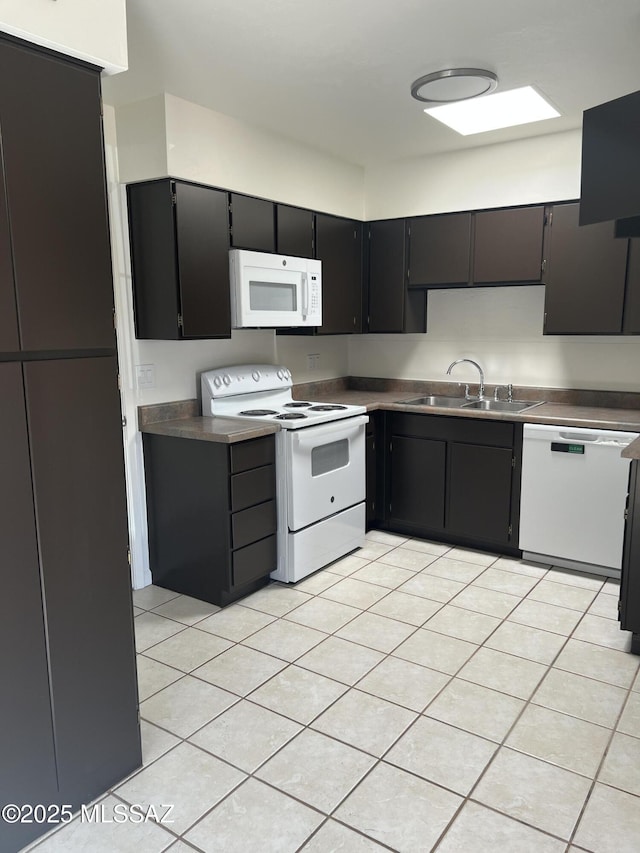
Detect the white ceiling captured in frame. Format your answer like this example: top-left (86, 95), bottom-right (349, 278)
top-left (102, 0), bottom-right (640, 167)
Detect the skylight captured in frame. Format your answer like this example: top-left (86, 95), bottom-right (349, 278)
top-left (424, 86), bottom-right (560, 136)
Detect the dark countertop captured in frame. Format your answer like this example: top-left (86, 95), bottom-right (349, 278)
top-left (140, 416), bottom-right (279, 444)
top-left (138, 379), bottom-right (640, 445)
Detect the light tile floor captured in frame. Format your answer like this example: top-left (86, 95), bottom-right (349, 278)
top-left (23, 532), bottom-right (640, 853)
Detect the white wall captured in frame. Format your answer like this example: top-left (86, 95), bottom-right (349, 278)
top-left (0, 0), bottom-right (127, 73)
top-left (353, 129), bottom-right (640, 392)
top-left (364, 129), bottom-right (582, 220)
top-left (114, 94), bottom-right (359, 406)
top-left (349, 286), bottom-right (640, 392)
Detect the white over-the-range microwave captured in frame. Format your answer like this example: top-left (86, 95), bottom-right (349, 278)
top-left (229, 249), bottom-right (322, 328)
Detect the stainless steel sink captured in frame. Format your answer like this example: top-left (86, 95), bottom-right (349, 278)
top-left (461, 399), bottom-right (544, 413)
top-left (405, 395), bottom-right (468, 408)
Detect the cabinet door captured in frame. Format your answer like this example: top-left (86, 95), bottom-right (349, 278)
top-left (448, 442), bottom-right (514, 545)
top-left (0, 145), bottom-right (19, 351)
top-left (0, 39), bottom-right (115, 351)
top-left (0, 364), bottom-right (58, 852)
top-left (620, 460), bottom-right (640, 637)
top-left (276, 204), bottom-right (314, 257)
top-left (316, 213), bottom-right (362, 334)
top-left (544, 202), bottom-right (628, 334)
top-left (368, 219), bottom-right (406, 333)
top-left (473, 206), bottom-right (545, 284)
top-left (230, 193), bottom-right (275, 252)
top-left (389, 435), bottom-right (446, 530)
top-left (623, 239), bottom-right (640, 334)
top-left (408, 212), bottom-right (471, 287)
top-left (24, 356), bottom-right (140, 806)
top-left (175, 182), bottom-right (231, 338)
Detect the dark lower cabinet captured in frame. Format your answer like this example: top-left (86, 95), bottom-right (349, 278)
top-left (385, 413), bottom-right (521, 553)
top-left (143, 433), bottom-right (277, 606)
top-left (620, 460), bottom-right (640, 654)
top-left (0, 364), bottom-right (58, 852)
top-left (1, 358), bottom-right (140, 853)
top-left (389, 436), bottom-right (446, 530)
top-left (366, 413), bottom-right (384, 528)
top-left (448, 442), bottom-right (515, 543)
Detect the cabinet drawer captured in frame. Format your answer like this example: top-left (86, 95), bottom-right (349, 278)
top-left (230, 465), bottom-right (275, 512)
top-left (230, 437), bottom-right (275, 474)
top-left (232, 500), bottom-right (276, 549)
top-left (232, 534), bottom-right (276, 587)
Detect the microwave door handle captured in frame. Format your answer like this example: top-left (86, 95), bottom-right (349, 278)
top-left (301, 272), bottom-right (309, 319)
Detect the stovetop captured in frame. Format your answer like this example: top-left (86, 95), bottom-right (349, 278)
top-left (201, 364), bottom-right (366, 429)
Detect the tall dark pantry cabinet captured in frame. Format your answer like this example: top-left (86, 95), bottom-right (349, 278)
top-left (0, 35), bottom-right (140, 852)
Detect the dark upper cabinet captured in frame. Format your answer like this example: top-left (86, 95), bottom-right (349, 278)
top-left (230, 193), bottom-right (275, 252)
top-left (316, 213), bottom-right (363, 334)
top-left (0, 363), bottom-right (58, 852)
top-left (128, 179), bottom-right (231, 340)
top-left (623, 239), bottom-right (640, 334)
top-left (473, 206), bottom-right (546, 284)
top-left (408, 212), bottom-right (471, 287)
top-left (23, 356), bottom-right (140, 805)
top-left (276, 204), bottom-right (314, 257)
top-left (368, 219), bottom-right (425, 333)
top-left (0, 154), bottom-right (19, 352)
top-left (580, 89), bottom-right (640, 227)
top-left (543, 202), bottom-right (628, 335)
top-left (0, 40), bottom-right (115, 351)
top-left (368, 219), bottom-right (405, 332)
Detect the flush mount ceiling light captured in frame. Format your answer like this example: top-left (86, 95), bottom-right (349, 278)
top-left (423, 85), bottom-right (561, 135)
top-left (410, 68), bottom-right (498, 104)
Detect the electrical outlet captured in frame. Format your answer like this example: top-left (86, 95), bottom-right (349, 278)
top-left (307, 353), bottom-right (320, 370)
top-left (136, 363), bottom-right (156, 389)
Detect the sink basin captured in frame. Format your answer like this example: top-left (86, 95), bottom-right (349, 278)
top-left (405, 395), bottom-right (468, 408)
top-left (462, 399), bottom-right (544, 413)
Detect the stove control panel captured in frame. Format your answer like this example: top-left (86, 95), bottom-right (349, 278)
top-left (201, 363), bottom-right (292, 401)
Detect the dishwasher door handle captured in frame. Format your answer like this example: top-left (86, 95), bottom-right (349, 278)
top-left (558, 432), bottom-right (600, 442)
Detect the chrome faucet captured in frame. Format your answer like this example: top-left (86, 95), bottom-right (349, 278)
top-left (446, 359), bottom-right (485, 400)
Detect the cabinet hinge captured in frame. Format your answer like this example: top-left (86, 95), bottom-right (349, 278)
top-left (548, 210), bottom-right (553, 226)
top-left (113, 308), bottom-right (117, 329)
top-left (171, 192), bottom-right (177, 205)
top-left (541, 258), bottom-right (547, 274)
top-left (543, 312), bottom-right (547, 330)
top-left (389, 439), bottom-right (393, 452)
top-left (406, 267), bottom-right (410, 280)
top-left (512, 456), bottom-right (516, 468)
top-left (122, 414), bottom-right (127, 428)
top-left (353, 316), bottom-right (357, 327)
top-left (625, 507), bottom-right (629, 521)
top-left (127, 549), bottom-right (132, 566)
top-left (177, 314), bottom-right (184, 329)
top-left (99, 96), bottom-right (104, 117)
top-left (117, 373), bottom-right (122, 391)
top-left (508, 524), bottom-right (513, 538)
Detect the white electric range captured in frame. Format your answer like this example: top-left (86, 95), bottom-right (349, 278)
top-left (201, 364), bottom-right (368, 582)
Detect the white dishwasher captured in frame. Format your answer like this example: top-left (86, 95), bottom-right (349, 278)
top-left (519, 423), bottom-right (638, 578)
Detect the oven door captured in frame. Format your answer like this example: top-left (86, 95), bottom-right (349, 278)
top-left (285, 415), bottom-right (368, 531)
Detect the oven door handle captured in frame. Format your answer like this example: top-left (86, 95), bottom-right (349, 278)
top-left (292, 415), bottom-right (369, 447)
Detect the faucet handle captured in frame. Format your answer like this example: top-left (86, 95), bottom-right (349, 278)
top-left (493, 385), bottom-right (504, 401)
top-left (507, 383), bottom-right (513, 402)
